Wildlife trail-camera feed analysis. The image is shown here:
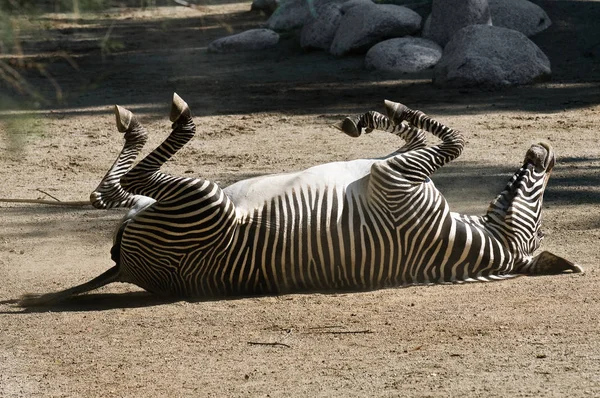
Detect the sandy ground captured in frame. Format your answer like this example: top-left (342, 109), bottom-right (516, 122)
top-left (1, 1), bottom-right (600, 397)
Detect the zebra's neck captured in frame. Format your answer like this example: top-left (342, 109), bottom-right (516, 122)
top-left (484, 165), bottom-right (546, 257)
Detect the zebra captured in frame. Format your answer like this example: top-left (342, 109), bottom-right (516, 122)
top-left (20, 94), bottom-right (582, 306)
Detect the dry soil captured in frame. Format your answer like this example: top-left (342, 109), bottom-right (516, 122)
top-left (1, 1), bottom-right (599, 397)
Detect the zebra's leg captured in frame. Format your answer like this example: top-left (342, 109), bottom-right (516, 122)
top-left (336, 101), bottom-right (464, 182)
top-left (334, 110), bottom-right (427, 153)
top-left (379, 100), bottom-right (465, 182)
top-left (117, 93), bottom-right (199, 202)
top-left (19, 265), bottom-right (121, 307)
top-left (89, 105), bottom-right (149, 209)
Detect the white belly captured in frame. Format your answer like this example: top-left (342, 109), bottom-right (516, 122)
top-left (223, 159), bottom-right (377, 215)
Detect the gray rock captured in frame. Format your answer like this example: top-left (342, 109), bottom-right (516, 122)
top-left (365, 37), bottom-right (442, 73)
top-left (208, 29), bottom-right (280, 53)
top-left (490, 0), bottom-right (551, 37)
top-left (301, 3), bottom-right (344, 50)
top-left (330, 3), bottom-right (422, 56)
top-left (377, 0), bottom-right (432, 18)
top-left (267, 0), bottom-right (342, 31)
top-left (251, 0), bottom-right (279, 15)
top-left (423, 0), bottom-right (492, 46)
top-left (340, 0), bottom-right (374, 13)
top-left (433, 25), bottom-right (551, 88)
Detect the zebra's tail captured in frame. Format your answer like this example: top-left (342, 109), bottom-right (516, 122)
top-left (18, 265), bottom-right (122, 307)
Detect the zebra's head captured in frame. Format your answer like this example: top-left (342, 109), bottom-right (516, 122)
top-left (524, 142), bottom-right (554, 175)
top-left (487, 142), bottom-right (553, 243)
top-left (522, 142), bottom-right (554, 250)
top-left (486, 142), bottom-right (582, 274)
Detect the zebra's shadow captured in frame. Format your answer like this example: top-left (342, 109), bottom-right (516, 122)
top-left (0, 286), bottom-right (405, 313)
top-left (1, 290), bottom-right (289, 313)
top-left (0, 292), bottom-right (180, 313)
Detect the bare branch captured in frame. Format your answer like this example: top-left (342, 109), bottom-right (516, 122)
top-left (318, 329), bottom-right (373, 335)
top-left (247, 341), bottom-right (291, 348)
top-left (0, 198), bottom-right (91, 206)
top-left (36, 189), bottom-right (62, 202)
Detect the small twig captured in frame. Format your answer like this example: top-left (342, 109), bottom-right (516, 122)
top-left (319, 329), bottom-right (373, 335)
top-left (306, 325), bottom-right (345, 330)
top-left (247, 341), bottom-right (291, 348)
top-left (304, 326), bottom-right (374, 335)
top-left (36, 189), bottom-right (61, 202)
top-left (0, 198), bottom-right (91, 206)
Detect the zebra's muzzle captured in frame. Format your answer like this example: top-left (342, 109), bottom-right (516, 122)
top-left (525, 142), bottom-right (555, 173)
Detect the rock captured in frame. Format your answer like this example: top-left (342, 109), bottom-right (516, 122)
top-left (377, 0), bottom-right (432, 18)
top-left (301, 3), bottom-right (344, 50)
top-left (489, 0), bottom-right (551, 37)
top-left (433, 25), bottom-right (551, 88)
top-left (251, 0), bottom-right (279, 15)
top-left (340, 0), bottom-right (374, 13)
top-left (330, 3), bottom-right (422, 56)
top-left (208, 29), bottom-right (280, 53)
top-left (423, 0), bottom-right (492, 46)
top-left (267, 0), bottom-right (341, 31)
top-left (265, 0), bottom-right (311, 31)
top-left (365, 37), bottom-right (442, 73)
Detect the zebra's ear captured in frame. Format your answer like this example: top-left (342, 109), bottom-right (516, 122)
top-left (530, 251), bottom-right (584, 275)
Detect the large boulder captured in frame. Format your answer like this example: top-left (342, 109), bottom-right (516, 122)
top-left (301, 2), bottom-right (344, 50)
top-left (266, 0), bottom-right (342, 31)
top-left (365, 37), bottom-right (442, 73)
top-left (377, 0), bottom-right (432, 18)
top-left (251, 0), bottom-right (279, 15)
top-left (330, 3), bottom-right (422, 56)
top-left (340, 0), bottom-right (374, 13)
top-left (489, 0), bottom-right (551, 37)
top-left (423, 0), bottom-right (492, 46)
top-left (433, 25), bottom-right (551, 88)
top-left (208, 29), bottom-right (280, 53)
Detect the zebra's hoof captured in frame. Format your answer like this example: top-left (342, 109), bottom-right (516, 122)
top-left (384, 100), bottom-right (409, 124)
top-left (333, 117), bottom-right (361, 137)
top-left (114, 105), bottom-right (134, 133)
top-left (170, 93), bottom-right (191, 123)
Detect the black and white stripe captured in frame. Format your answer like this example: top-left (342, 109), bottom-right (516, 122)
top-left (19, 95), bottom-right (582, 306)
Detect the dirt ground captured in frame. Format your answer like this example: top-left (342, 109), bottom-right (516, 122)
top-left (1, 1), bottom-right (600, 397)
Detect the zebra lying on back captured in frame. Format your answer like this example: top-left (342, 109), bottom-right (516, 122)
top-left (20, 94), bottom-right (582, 306)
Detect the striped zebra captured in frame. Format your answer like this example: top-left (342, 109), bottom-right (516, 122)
top-left (20, 94), bottom-right (582, 306)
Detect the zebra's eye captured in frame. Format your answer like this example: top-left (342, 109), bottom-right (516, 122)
top-left (537, 230), bottom-right (545, 240)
